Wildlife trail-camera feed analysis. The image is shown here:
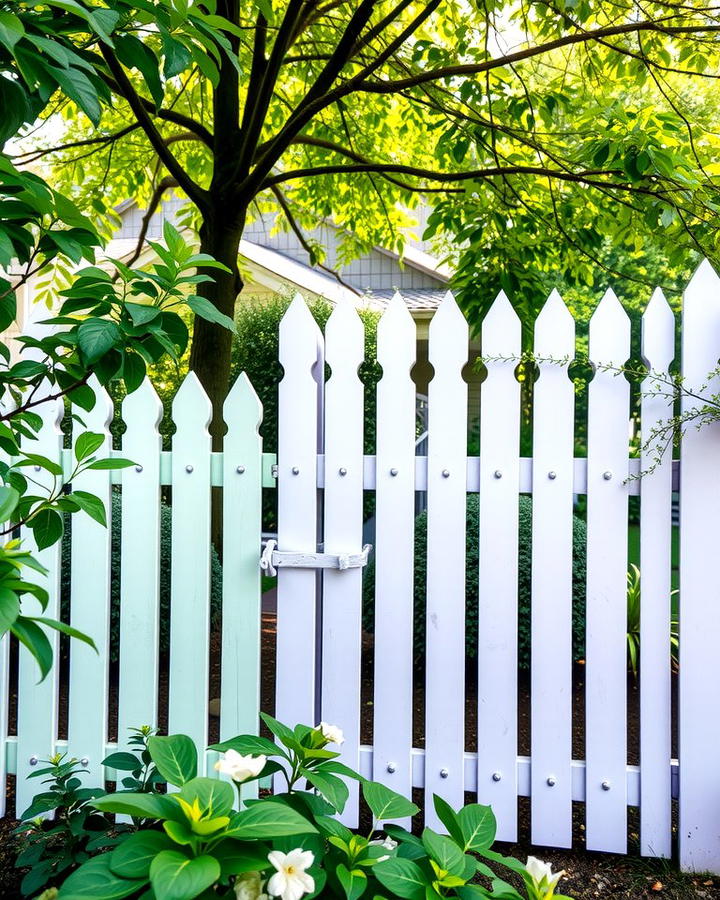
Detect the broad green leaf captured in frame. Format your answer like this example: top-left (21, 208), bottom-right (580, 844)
top-left (85, 458), bottom-right (136, 470)
top-left (362, 781), bottom-right (419, 822)
top-left (149, 851), bottom-right (220, 900)
top-left (102, 751), bottom-right (141, 772)
top-left (77, 319), bottom-right (122, 364)
top-left (178, 776), bottom-right (234, 818)
top-left (457, 803), bottom-right (496, 852)
top-left (58, 852), bottom-right (146, 899)
top-left (210, 734), bottom-right (282, 758)
top-left (226, 802), bottom-right (317, 840)
top-left (27, 617), bottom-right (97, 651)
top-left (0, 10), bottom-right (24, 49)
top-left (68, 490), bottom-right (107, 526)
top-left (93, 792), bottom-right (183, 821)
top-left (421, 829), bottom-right (466, 877)
top-left (75, 431), bottom-right (105, 461)
top-left (302, 767), bottom-right (348, 814)
top-left (11, 615), bottom-right (52, 679)
top-left (432, 795), bottom-right (464, 847)
top-left (212, 840), bottom-right (273, 878)
top-left (337, 863), bottom-right (368, 900)
top-left (373, 857), bottom-right (427, 900)
top-left (147, 734), bottom-right (197, 786)
top-left (0, 587), bottom-right (19, 632)
top-left (110, 831), bottom-right (174, 879)
top-left (125, 301), bottom-right (161, 326)
top-left (187, 296), bottom-right (236, 331)
top-left (0, 484), bottom-right (19, 523)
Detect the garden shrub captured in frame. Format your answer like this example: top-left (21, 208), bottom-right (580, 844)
top-left (61, 493), bottom-right (222, 662)
top-left (363, 494), bottom-right (587, 669)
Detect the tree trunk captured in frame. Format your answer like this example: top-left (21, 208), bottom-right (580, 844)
top-left (188, 207), bottom-right (246, 445)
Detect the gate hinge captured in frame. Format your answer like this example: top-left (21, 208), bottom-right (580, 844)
top-left (259, 540), bottom-right (372, 578)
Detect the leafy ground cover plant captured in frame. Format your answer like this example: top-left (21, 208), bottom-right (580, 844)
top-left (54, 717), bottom-right (570, 900)
top-left (626, 564), bottom-right (679, 678)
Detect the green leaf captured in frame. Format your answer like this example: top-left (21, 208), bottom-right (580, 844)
top-left (373, 858), bottom-right (427, 900)
top-left (432, 795), bottom-right (464, 847)
top-left (302, 767), bottom-right (349, 814)
top-left (93, 792), bottom-right (183, 821)
top-left (362, 781), bottom-right (419, 823)
top-left (178, 776), bottom-right (234, 818)
top-left (68, 490), bottom-right (107, 526)
top-left (0, 484), bottom-right (19, 523)
top-left (337, 864), bottom-right (368, 900)
top-left (122, 351), bottom-right (146, 392)
top-left (212, 840), bottom-right (273, 878)
top-left (77, 319), bottom-right (122, 364)
top-left (84, 458), bottom-right (136, 470)
top-left (0, 587), bottom-right (19, 633)
top-left (27, 617), bottom-right (97, 652)
top-left (149, 851), bottom-right (220, 900)
top-left (102, 751), bottom-right (141, 772)
top-left (115, 34), bottom-right (164, 107)
top-left (75, 431), bottom-right (106, 461)
top-left (29, 507), bottom-right (64, 551)
top-left (210, 734), bottom-right (282, 758)
top-left (187, 296), bottom-right (236, 331)
top-left (110, 831), bottom-right (174, 879)
top-left (148, 734), bottom-right (197, 786)
top-left (457, 804), bottom-right (496, 852)
top-left (421, 829), bottom-right (466, 877)
top-left (50, 65), bottom-right (102, 126)
top-left (125, 301), bottom-right (161, 326)
top-left (227, 802), bottom-right (318, 840)
top-left (0, 10), bottom-right (25, 49)
top-left (58, 853), bottom-right (146, 900)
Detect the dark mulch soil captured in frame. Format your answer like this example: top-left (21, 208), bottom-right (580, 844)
top-left (0, 610), bottom-right (707, 899)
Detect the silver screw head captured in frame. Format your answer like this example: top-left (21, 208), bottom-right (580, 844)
top-left (29, 756), bottom-right (38, 766)
top-left (440, 768), bottom-right (449, 779)
top-left (237, 465), bottom-right (245, 474)
top-left (493, 470), bottom-right (502, 479)
top-left (292, 466), bottom-right (300, 475)
top-left (271, 464), bottom-right (279, 479)
top-left (185, 464), bottom-right (194, 473)
top-left (601, 780), bottom-right (611, 791)
top-left (442, 469), bottom-right (450, 478)
top-left (390, 467), bottom-right (398, 476)
top-left (548, 471), bottom-right (557, 480)
top-left (33, 465), bottom-right (41, 472)
top-left (492, 771), bottom-right (502, 782)
top-left (547, 776), bottom-right (556, 787)
top-left (339, 467), bottom-right (347, 476)
top-left (80, 757), bottom-right (89, 766)
top-left (386, 762), bottom-right (397, 774)
top-left (135, 464), bottom-right (143, 473)
top-left (603, 471), bottom-right (612, 481)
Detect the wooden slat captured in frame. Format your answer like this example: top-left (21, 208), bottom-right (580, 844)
top-left (424, 292), bottom-right (468, 826)
top-left (476, 292), bottom-right (521, 841)
top-left (276, 296), bottom-right (323, 729)
top-left (168, 373), bottom-right (212, 767)
top-left (530, 290), bottom-right (575, 848)
top-left (221, 374), bottom-right (263, 750)
top-left (67, 377), bottom-right (113, 786)
top-left (679, 261), bottom-right (720, 872)
top-left (639, 290), bottom-right (674, 859)
top-left (585, 290), bottom-right (630, 853)
top-left (117, 379), bottom-right (162, 746)
top-left (321, 302), bottom-right (365, 826)
top-left (15, 393), bottom-right (63, 813)
top-left (372, 295), bottom-right (416, 825)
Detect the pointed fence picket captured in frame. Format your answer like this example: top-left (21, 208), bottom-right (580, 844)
top-left (477, 292), bottom-right (521, 842)
top-left (372, 295), bottom-right (417, 823)
top-left (530, 291), bottom-right (575, 848)
top-left (321, 303), bottom-right (365, 826)
top-left (168, 373), bottom-right (212, 768)
top-left (67, 378), bottom-right (113, 788)
top-left (16, 393), bottom-right (63, 812)
top-left (585, 291), bottom-right (631, 853)
top-left (639, 291), bottom-right (675, 859)
top-left (424, 293), bottom-right (468, 826)
top-left (117, 379), bottom-right (162, 748)
top-left (679, 261), bottom-right (720, 872)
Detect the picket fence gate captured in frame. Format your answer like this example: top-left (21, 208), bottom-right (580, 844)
top-left (2, 262), bottom-right (720, 873)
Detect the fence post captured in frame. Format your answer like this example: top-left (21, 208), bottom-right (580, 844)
top-left (679, 260), bottom-right (720, 872)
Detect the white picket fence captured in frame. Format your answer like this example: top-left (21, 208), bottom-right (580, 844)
top-left (2, 261), bottom-right (720, 872)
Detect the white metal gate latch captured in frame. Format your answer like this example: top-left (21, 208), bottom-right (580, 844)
top-left (259, 539), bottom-right (372, 578)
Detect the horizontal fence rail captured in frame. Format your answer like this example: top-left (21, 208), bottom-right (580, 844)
top-left (3, 263), bottom-right (720, 871)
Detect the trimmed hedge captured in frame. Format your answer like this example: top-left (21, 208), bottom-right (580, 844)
top-left (61, 493), bottom-right (222, 663)
top-left (362, 494), bottom-right (586, 669)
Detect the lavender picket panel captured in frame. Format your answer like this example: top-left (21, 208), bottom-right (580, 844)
top-left (639, 290), bottom-right (675, 858)
top-left (679, 261), bottom-right (720, 872)
top-left (424, 293), bottom-right (468, 825)
top-left (477, 292), bottom-right (521, 841)
top-left (117, 379), bottom-right (162, 748)
top-left (322, 303), bottom-right (364, 826)
top-left (67, 377), bottom-right (113, 786)
top-left (530, 290), bottom-right (575, 847)
top-left (168, 373), bottom-right (212, 767)
top-left (585, 290), bottom-right (630, 853)
top-left (15, 394), bottom-right (63, 812)
top-left (276, 296), bottom-right (323, 730)
top-left (220, 374), bottom-right (263, 754)
top-left (372, 295), bottom-right (416, 824)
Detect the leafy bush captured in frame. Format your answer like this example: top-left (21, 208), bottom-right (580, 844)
top-left (363, 494), bottom-right (587, 669)
top-left (61, 494), bottom-right (222, 663)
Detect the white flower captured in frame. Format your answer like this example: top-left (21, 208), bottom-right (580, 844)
top-left (525, 857), bottom-right (566, 897)
top-left (316, 722), bottom-right (345, 745)
top-left (214, 749), bottom-right (267, 783)
top-left (370, 837), bottom-right (398, 851)
top-left (235, 872), bottom-right (267, 900)
top-left (267, 849), bottom-right (315, 900)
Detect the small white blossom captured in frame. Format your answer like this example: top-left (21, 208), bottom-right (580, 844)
top-left (370, 837), bottom-right (398, 851)
top-left (267, 849), bottom-right (315, 900)
top-left (316, 722), bottom-right (345, 745)
top-left (214, 749), bottom-right (266, 783)
top-left (525, 857), bottom-right (566, 898)
top-left (235, 872), bottom-right (267, 900)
